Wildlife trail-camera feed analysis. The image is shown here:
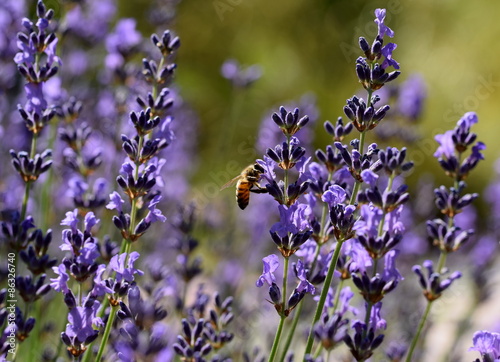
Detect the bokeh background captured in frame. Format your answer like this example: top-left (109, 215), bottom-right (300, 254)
top-left (162, 0), bottom-right (500, 193)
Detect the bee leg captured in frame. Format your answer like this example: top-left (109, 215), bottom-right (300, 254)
top-left (249, 185), bottom-right (268, 194)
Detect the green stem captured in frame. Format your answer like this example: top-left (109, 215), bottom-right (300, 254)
top-left (20, 181), bottom-right (31, 224)
top-left (268, 315), bottom-right (286, 362)
top-left (331, 279), bottom-right (345, 312)
top-left (278, 299), bottom-right (303, 362)
top-left (303, 238), bottom-right (346, 356)
top-left (268, 257), bottom-right (290, 362)
top-left (405, 300), bottom-right (433, 362)
top-left (436, 252), bottom-right (447, 274)
top-left (313, 342), bottom-right (323, 358)
top-left (95, 304), bottom-right (118, 362)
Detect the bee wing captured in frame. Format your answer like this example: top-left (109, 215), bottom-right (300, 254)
top-left (220, 175), bottom-right (242, 191)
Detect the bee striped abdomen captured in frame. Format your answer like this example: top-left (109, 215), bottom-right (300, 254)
top-left (236, 179), bottom-right (251, 210)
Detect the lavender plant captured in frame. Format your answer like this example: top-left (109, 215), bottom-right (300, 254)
top-left (0, 2), bottom-right (496, 362)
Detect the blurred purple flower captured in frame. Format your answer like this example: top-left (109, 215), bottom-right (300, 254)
top-left (397, 74), bottom-right (426, 120)
top-left (221, 59), bottom-right (262, 88)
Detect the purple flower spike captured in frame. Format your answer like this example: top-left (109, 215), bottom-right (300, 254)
top-left (256, 254), bottom-right (279, 287)
top-left (374, 9), bottom-right (394, 38)
top-left (110, 252), bottom-right (144, 283)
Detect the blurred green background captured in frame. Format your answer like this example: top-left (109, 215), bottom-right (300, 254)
top-left (121, 0), bottom-right (500, 204)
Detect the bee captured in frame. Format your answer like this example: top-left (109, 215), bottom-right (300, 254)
top-left (221, 163), bottom-right (268, 210)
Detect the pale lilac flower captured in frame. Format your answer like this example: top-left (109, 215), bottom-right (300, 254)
top-left (374, 8), bottom-right (394, 38)
top-left (256, 254), bottom-right (279, 287)
top-left (110, 252), bottom-right (144, 283)
top-left (50, 264), bottom-right (69, 293)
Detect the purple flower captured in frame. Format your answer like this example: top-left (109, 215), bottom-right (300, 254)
top-left (77, 242), bottom-right (100, 265)
top-left (337, 287), bottom-right (358, 316)
top-left (458, 111), bottom-right (479, 129)
top-left (381, 43), bottom-right (399, 70)
top-left (354, 204), bottom-right (383, 237)
top-left (360, 169), bottom-right (379, 188)
top-left (50, 264), bottom-right (69, 293)
top-left (84, 212), bottom-right (99, 233)
top-left (105, 19), bottom-right (141, 69)
top-left (110, 252), bottom-right (144, 283)
top-left (382, 250), bottom-right (403, 282)
top-left (369, 302), bottom-right (387, 331)
top-left (295, 259), bottom-right (315, 294)
top-left (257, 156), bottom-right (277, 183)
top-left (61, 209), bottom-right (79, 233)
top-left (469, 330), bottom-right (500, 360)
top-left (270, 203), bottom-right (310, 238)
top-left (107, 191), bottom-right (125, 213)
top-left (144, 194), bottom-right (167, 224)
top-left (24, 83), bottom-right (47, 115)
top-left (221, 58), bottom-right (262, 88)
top-left (397, 74), bottom-right (426, 120)
top-left (256, 254), bottom-right (279, 287)
top-left (374, 8), bottom-right (394, 38)
top-left (321, 184), bottom-right (347, 207)
top-left (91, 265), bottom-right (114, 297)
top-left (343, 239), bottom-right (372, 273)
top-left (434, 130), bottom-right (456, 159)
top-left (65, 300), bottom-right (103, 343)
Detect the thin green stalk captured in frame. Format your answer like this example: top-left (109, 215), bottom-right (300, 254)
top-left (268, 316), bottom-right (286, 362)
top-left (278, 300), bottom-right (303, 362)
top-left (278, 243), bottom-right (322, 362)
top-left (277, 170), bottom-right (334, 362)
top-left (349, 180), bottom-right (361, 205)
top-left (303, 237), bottom-right (346, 356)
top-left (20, 181), bottom-right (31, 225)
top-left (313, 342), bottom-right (323, 358)
top-left (95, 305), bottom-right (118, 362)
top-left (405, 300), bottom-right (433, 362)
top-left (331, 279), bottom-right (345, 312)
top-left (436, 252), bottom-right (447, 274)
top-left (268, 257), bottom-right (290, 362)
